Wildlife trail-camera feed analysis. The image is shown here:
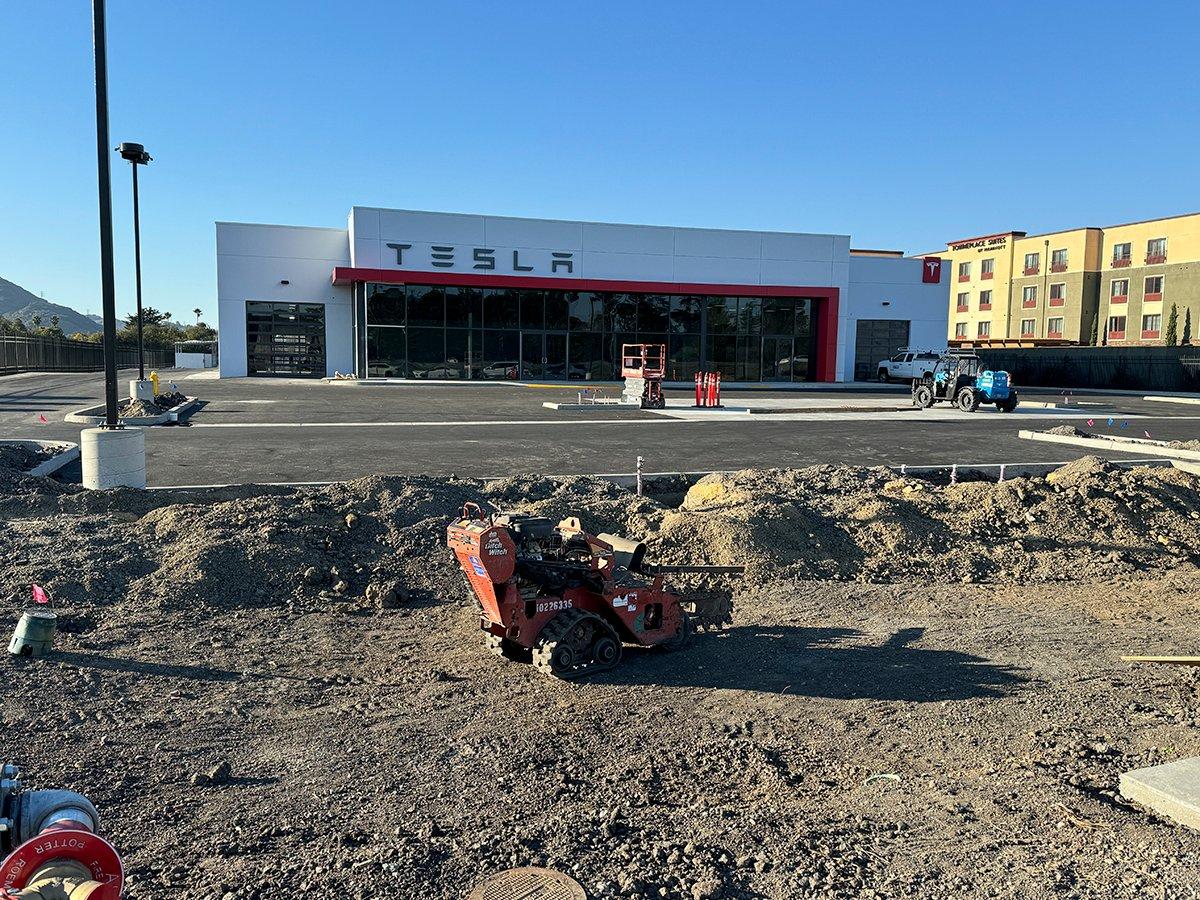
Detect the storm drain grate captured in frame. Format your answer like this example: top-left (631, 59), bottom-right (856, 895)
top-left (468, 866), bottom-right (588, 900)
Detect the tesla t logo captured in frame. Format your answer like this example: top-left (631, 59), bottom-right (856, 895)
top-left (922, 257), bottom-right (942, 283)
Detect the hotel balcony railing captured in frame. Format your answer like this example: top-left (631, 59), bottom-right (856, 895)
top-left (1144, 292), bottom-right (1163, 303)
top-left (1023, 265), bottom-right (1040, 275)
top-left (1112, 256), bottom-right (1132, 268)
top-left (1110, 294), bottom-right (1128, 304)
top-left (1145, 253), bottom-right (1167, 265)
top-left (1050, 261), bottom-right (1068, 273)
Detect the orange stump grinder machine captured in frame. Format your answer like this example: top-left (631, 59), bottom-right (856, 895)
top-left (448, 504), bottom-right (737, 679)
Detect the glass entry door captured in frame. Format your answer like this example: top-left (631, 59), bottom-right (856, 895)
top-left (520, 332), bottom-right (569, 379)
top-left (762, 336), bottom-right (795, 382)
top-left (521, 332), bottom-right (544, 379)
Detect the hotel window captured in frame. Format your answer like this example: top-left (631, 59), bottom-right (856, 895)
top-left (1051, 248), bottom-right (1068, 272)
top-left (1107, 315), bottom-right (1127, 339)
top-left (958, 261), bottom-right (971, 281)
top-left (1147, 237), bottom-right (1167, 263)
top-left (977, 320), bottom-right (991, 337)
top-left (1110, 279), bottom-right (1129, 303)
top-left (1047, 316), bottom-right (1064, 337)
top-left (979, 289), bottom-right (992, 309)
top-left (1023, 252), bottom-right (1040, 275)
top-left (1049, 283), bottom-right (1066, 306)
top-left (1112, 242), bottom-right (1132, 265)
top-left (956, 292), bottom-right (969, 311)
top-left (1144, 275), bottom-right (1163, 299)
top-left (955, 322), bottom-right (968, 338)
top-left (1142, 313), bottom-right (1162, 337)
top-left (1020, 318), bottom-right (1036, 336)
top-left (1022, 285), bottom-right (1038, 307)
top-left (981, 258), bottom-right (994, 279)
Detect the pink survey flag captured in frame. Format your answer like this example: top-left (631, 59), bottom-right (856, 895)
top-left (1144, 431), bottom-right (1152, 438)
top-left (37, 414), bottom-right (48, 425)
top-left (31, 584), bottom-right (49, 605)
top-left (1086, 419), bottom-right (1094, 427)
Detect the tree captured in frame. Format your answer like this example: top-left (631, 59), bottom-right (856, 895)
top-left (1184, 308), bottom-right (1193, 346)
top-left (193, 307), bottom-right (202, 324)
top-left (1088, 313), bottom-right (1098, 346)
top-left (29, 314), bottom-right (42, 328)
top-left (1165, 303), bottom-right (1178, 345)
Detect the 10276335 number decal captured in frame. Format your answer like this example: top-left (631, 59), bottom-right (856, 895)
top-left (536, 599), bottom-right (574, 614)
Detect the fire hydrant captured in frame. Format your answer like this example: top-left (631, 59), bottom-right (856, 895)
top-left (0, 764), bottom-right (122, 899)
top-left (148, 371), bottom-right (160, 397)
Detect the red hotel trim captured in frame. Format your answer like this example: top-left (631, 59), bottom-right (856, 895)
top-left (1110, 295), bottom-right (1128, 304)
top-left (1047, 331), bottom-right (1063, 339)
top-left (1108, 331), bottom-right (1126, 340)
top-left (1144, 292), bottom-right (1163, 303)
top-left (958, 275), bottom-right (970, 282)
top-left (1145, 254), bottom-right (1167, 265)
top-left (1112, 257), bottom-right (1131, 268)
top-left (981, 271), bottom-right (994, 280)
top-left (1142, 330), bottom-right (1161, 339)
top-left (978, 303), bottom-right (992, 310)
top-left (1049, 298), bottom-right (1065, 307)
top-left (330, 267), bottom-right (841, 382)
top-left (1023, 266), bottom-right (1040, 275)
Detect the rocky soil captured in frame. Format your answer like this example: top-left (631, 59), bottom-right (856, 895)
top-left (3, 458), bottom-right (1200, 898)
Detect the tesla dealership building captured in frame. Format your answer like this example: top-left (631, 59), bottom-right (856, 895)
top-left (216, 207), bottom-right (948, 383)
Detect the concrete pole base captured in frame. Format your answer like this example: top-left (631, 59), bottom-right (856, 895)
top-left (130, 378), bottom-right (155, 401)
top-left (80, 426), bottom-right (146, 489)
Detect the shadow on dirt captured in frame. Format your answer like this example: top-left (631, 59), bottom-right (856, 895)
top-left (599, 625), bottom-right (1027, 701)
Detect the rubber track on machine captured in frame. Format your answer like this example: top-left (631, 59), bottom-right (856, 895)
top-left (533, 609), bottom-right (621, 680)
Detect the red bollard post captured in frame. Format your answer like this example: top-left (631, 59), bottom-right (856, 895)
top-left (694, 371), bottom-right (703, 407)
top-left (705, 372), bottom-right (715, 407)
top-left (713, 372), bottom-right (722, 407)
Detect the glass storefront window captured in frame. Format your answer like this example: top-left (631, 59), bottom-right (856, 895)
top-left (407, 285), bottom-right (444, 327)
top-left (485, 289), bottom-right (520, 329)
top-left (670, 296), bottom-right (702, 333)
top-left (707, 297), bottom-right (738, 333)
top-left (367, 286), bottom-right (404, 326)
top-left (445, 287), bottom-right (482, 328)
top-left (361, 283), bottom-right (821, 382)
top-left (520, 290), bottom-right (545, 331)
top-left (638, 295), bottom-right (670, 333)
top-left (247, 301), bottom-right (326, 377)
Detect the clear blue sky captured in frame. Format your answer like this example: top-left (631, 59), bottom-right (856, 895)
top-left (2, 0), bottom-right (1198, 325)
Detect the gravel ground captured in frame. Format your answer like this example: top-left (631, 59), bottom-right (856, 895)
top-left (3, 459), bottom-right (1200, 899)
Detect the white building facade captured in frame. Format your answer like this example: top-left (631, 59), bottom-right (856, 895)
top-left (216, 207), bottom-right (948, 383)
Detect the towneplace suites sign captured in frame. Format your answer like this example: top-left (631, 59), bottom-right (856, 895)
top-left (383, 241), bottom-right (576, 277)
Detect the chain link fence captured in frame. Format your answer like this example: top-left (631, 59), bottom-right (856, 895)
top-left (0, 334), bottom-right (175, 376)
top-left (977, 346), bottom-right (1200, 392)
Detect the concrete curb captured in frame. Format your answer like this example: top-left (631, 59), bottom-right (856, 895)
top-left (1121, 757), bottom-right (1200, 831)
top-left (1145, 395), bottom-right (1200, 405)
top-left (1, 439), bottom-right (81, 477)
top-left (1019, 429), bottom-right (1200, 462)
top-left (65, 397), bottom-right (200, 426)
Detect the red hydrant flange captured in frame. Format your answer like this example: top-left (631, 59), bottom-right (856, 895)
top-left (1, 826), bottom-right (123, 900)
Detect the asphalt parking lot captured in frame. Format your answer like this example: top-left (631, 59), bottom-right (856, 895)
top-left (3, 369), bottom-right (1199, 486)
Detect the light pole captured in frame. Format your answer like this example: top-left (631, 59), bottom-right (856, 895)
top-left (117, 142), bottom-right (151, 381)
top-left (91, 0), bottom-right (119, 428)
top-left (81, 0), bottom-right (146, 489)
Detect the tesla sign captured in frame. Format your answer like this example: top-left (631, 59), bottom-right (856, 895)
top-left (921, 257), bottom-right (942, 283)
top-left (385, 242), bottom-right (575, 277)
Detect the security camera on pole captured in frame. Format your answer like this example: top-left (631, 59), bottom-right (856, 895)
top-left (117, 141), bottom-right (153, 402)
top-left (79, 0), bottom-right (147, 489)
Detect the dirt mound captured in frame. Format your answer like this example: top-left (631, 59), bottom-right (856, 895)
top-left (1044, 424), bottom-right (1089, 437)
top-left (0, 443), bottom-right (51, 472)
top-left (648, 462), bottom-right (1200, 585)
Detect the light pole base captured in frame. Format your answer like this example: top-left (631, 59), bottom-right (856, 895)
top-left (129, 378), bottom-right (155, 401)
top-left (80, 426), bottom-right (146, 490)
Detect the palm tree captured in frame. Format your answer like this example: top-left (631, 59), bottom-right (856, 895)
top-left (193, 308), bottom-right (202, 324)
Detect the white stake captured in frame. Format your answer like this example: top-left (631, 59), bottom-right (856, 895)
top-left (636, 455), bottom-right (644, 496)
top-left (950, 463), bottom-right (958, 485)
top-left (998, 464), bottom-right (1006, 483)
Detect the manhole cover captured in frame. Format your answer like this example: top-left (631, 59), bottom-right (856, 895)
top-left (468, 866), bottom-right (588, 900)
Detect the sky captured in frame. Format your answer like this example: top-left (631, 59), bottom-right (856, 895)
top-left (1, 0), bottom-right (1198, 326)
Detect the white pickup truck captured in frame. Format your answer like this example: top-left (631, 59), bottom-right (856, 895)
top-left (876, 350), bottom-right (944, 383)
